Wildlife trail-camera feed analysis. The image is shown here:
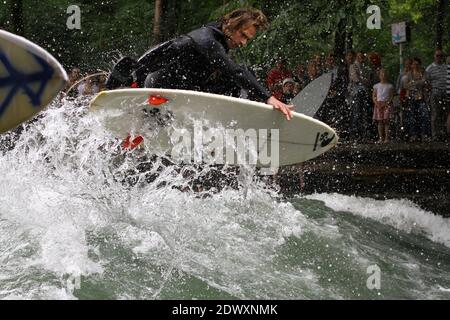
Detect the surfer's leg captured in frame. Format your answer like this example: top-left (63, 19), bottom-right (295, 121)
top-left (144, 70), bottom-right (163, 88)
top-left (144, 70), bottom-right (175, 89)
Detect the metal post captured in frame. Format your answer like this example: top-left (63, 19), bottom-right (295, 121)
top-left (399, 43), bottom-right (404, 74)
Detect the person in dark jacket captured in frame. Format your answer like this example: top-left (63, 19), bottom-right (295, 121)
top-left (106, 8), bottom-right (293, 120)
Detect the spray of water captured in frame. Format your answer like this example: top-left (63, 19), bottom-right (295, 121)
top-left (0, 97), bottom-right (449, 300)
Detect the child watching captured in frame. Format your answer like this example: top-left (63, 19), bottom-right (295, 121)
top-left (280, 78), bottom-right (296, 104)
top-left (372, 68), bottom-right (394, 143)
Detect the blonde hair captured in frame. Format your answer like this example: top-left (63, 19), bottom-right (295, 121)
top-left (220, 8), bottom-right (269, 35)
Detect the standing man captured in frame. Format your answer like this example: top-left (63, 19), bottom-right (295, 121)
top-left (425, 49), bottom-right (448, 141)
top-left (106, 8), bottom-right (293, 120)
top-left (348, 52), bottom-right (371, 142)
top-left (447, 54), bottom-right (450, 140)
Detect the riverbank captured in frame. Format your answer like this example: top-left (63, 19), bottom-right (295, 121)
top-left (279, 142), bottom-right (450, 217)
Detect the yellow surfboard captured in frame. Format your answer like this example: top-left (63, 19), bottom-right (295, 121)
top-left (0, 30), bottom-right (68, 133)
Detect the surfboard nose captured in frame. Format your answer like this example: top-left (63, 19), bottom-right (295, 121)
top-left (0, 30), bottom-right (67, 134)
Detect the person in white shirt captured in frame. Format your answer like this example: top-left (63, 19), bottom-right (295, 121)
top-left (372, 68), bottom-right (394, 143)
top-left (447, 55), bottom-right (450, 140)
top-left (348, 52), bottom-right (371, 142)
top-left (425, 49), bottom-right (448, 141)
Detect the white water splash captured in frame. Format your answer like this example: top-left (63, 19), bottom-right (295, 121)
top-left (306, 193), bottom-right (450, 247)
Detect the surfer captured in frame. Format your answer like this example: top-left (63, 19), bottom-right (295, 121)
top-left (106, 8), bottom-right (293, 120)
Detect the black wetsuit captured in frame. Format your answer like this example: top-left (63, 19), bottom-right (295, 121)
top-left (108, 22), bottom-right (271, 103)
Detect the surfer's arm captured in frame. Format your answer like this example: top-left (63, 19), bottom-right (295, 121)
top-left (200, 38), bottom-right (271, 102)
top-left (194, 36), bottom-right (291, 119)
top-left (206, 46), bottom-right (292, 120)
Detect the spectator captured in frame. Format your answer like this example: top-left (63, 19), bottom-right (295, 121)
top-left (312, 53), bottom-right (324, 76)
top-left (325, 53), bottom-right (338, 78)
top-left (425, 49), bottom-right (449, 141)
top-left (348, 52), bottom-right (371, 142)
top-left (280, 78), bottom-right (296, 104)
top-left (345, 51), bottom-right (356, 67)
top-left (305, 60), bottom-right (319, 85)
top-left (447, 55), bottom-right (450, 140)
top-left (397, 57), bottom-right (413, 94)
top-left (77, 75), bottom-right (100, 96)
top-left (317, 52), bottom-right (339, 125)
top-left (292, 64), bottom-right (307, 90)
top-left (367, 52), bottom-right (383, 141)
top-left (338, 50), bottom-right (357, 140)
top-left (325, 52), bottom-right (348, 100)
top-left (404, 57), bottom-right (431, 142)
top-left (98, 74), bottom-right (107, 92)
top-left (266, 57), bottom-right (292, 100)
top-left (372, 68), bottom-right (394, 143)
top-left (343, 50), bottom-right (356, 99)
top-left (293, 82), bottom-right (301, 96)
top-left (327, 51), bottom-right (352, 138)
top-left (368, 52), bottom-right (382, 87)
top-left (397, 57), bottom-right (413, 140)
top-left (65, 67), bottom-right (81, 92)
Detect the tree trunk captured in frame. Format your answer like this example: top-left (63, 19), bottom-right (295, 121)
top-left (11, 0), bottom-right (24, 36)
top-left (161, 0), bottom-right (179, 41)
top-left (153, 0), bottom-right (163, 44)
top-left (345, 29), bottom-right (353, 52)
top-left (333, 19), bottom-right (346, 65)
top-left (435, 0), bottom-right (446, 50)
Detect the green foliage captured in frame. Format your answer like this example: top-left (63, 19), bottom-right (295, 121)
top-left (389, 0), bottom-right (436, 22)
top-left (1, 0), bottom-right (448, 79)
top-left (1, 0), bottom-right (153, 71)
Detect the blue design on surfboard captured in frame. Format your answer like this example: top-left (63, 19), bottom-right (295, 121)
top-left (0, 51), bottom-right (54, 117)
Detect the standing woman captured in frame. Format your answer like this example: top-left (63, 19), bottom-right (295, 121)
top-left (447, 55), bottom-right (450, 140)
top-left (404, 57), bottom-right (431, 142)
top-left (398, 57), bottom-right (413, 140)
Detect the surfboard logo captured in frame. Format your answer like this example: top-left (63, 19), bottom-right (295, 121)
top-left (0, 51), bottom-right (54, 116)
top-left (313, 132), bottom-right (335, 151)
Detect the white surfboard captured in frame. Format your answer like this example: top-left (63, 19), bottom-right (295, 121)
top-left (0, 30), bottom-right (68, 133)
top-left (90, 89), bottom-right (338, 168)
top-left (292, 72), bottom-right (332, 117)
